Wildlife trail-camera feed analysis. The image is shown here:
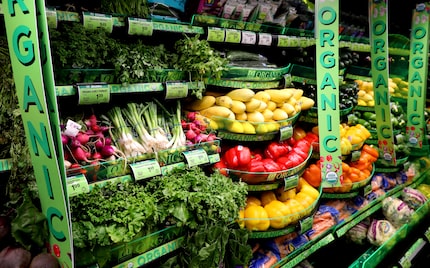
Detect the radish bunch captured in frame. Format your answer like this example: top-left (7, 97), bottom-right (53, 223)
top-left (61, 114), bottom-right (117, 170)
top-left (182, 111), bottom-right (217, 145)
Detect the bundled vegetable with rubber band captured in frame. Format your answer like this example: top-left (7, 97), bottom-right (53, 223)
top-left (62, 114), bottom-right (124, 169)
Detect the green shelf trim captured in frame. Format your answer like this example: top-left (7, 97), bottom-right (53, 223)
top-left (0, 158), bottom-right (12, 172)
top-left (112, 236), bottom-right (184, 268)
top-left (399, 238), bottom-right (427, 268)
top-left (277, 232), bottom-right (336, 268)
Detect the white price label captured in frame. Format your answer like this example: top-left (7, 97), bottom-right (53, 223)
top-left (64, 119), bottom-right (82, 137)
top-left (258, 33), bottom-right (272, 46)
top-left (241, 31), bottom-right (257, 45)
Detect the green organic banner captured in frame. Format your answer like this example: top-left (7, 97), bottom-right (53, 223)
top-left (315, 0), bottom-right (342, 187)
top-left (369, 0), bottom-right (396, 165)
top-left (406, 3), bottom-right (430, 148)
top-left (4, 1), bottom-right (73, 267)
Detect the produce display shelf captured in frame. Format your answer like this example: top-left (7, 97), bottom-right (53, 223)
top-left (348, 177), bottom-right (430, 268)
top-left (0, 158), bottom-right (12, 172)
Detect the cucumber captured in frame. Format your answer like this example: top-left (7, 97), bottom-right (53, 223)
top-left (226, 50), bottom-right (268, 62)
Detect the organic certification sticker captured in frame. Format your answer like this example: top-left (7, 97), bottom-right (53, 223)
top-left (77, 83), bottom-right (110, 105)
top-left (46, 7), bottom-right (57, 29)
top-left (83, 12), bottom-right (113, 33)
top-left (67, 174), bottom-right (90, 197)
top-left (207, 27), bottom-right (225, 42)
top-left (130, 159), bottom-right (162, 181)
top-left (279, 125), bottom-right (293, 141)
top-left (183, 149), bottom-right (209, 167)
top-left (165, 82), bottom-right (188, 99)
top-left (128, 17), bottom-right (153, 36)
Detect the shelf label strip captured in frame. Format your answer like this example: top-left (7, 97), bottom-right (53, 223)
top-left (113, 236), bottom-right (184, 268)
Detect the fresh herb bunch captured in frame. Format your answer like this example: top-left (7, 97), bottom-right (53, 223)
top-left (174, 35), bottom-right (228, 98)
top-left (145, 166), bottom-right (247, 229)
top-left (70, 181), bottom-right (159, 248)
top-left (49, 23), bottom-right (123, 69)
top-left (114, 41), bottom-right (177, 85)
top-left (101, 0), bottom-right (149, 18)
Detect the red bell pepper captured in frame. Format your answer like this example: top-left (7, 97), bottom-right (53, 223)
top-left (304, 132), bottom-right (319, 144)
top-left (264, 141), bottom-right (291, 160)
top-left (248, 159), bottom-right (265, 172)
top-left (213, 160), bottom-right (228, 176)
top-left (295, 139), bottom-right (311, 154)
top-left (262, 158), bottom-right (281, 172)
top-left (224, 145), bottom-right (252, 169)
top-left (279, 153), bottom-right (303, 169)
top-left (292, 147), bottom-right (308, 162)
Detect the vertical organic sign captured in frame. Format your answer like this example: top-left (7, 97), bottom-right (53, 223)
top-left (3, 1), bottom-right (73, 267)
top-left (406, 3), bottom-right (430, 149)
top-left (369, 0), bottom-right (396, 165)
top-left (315, 0), bottom-right (342, 187)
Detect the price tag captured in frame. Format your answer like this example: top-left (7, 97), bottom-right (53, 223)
top-left (225, 29), bottom-right (241, 43)
top-left (279, 125), bottom-right (293, 141)
top-left (161, 162), bottom-right (186, 175)
top-left (284, 174), bottom-right (299, 191)
top-left (183, 149), bottom-right (209, 167)
top-left (208, 153), bottom-right (220, 163)
top-left (46, 7), bottom-right (57, 29)
top-left (130, 159), bottom-right (161, 181)
top-left (299, 216), bottom-right (313, 234)
top-left (258, 33), bottom-right (272, 46)
top-left (207, 27), bottom-right (225, 42)
top-left (64, 119), bottom-right (82, 137)
top-left (277, 35), bottom-right (290, 47)
top-left (67, 174), bottom-right (89, 197)
top-left (362, 184), bottom-right (373, 197)
top-left (241, 31), bottom-right (257, 45)
top-left (128, 17), bottom-right (153, 36)
top-left (289, 37), bottom-right (299, 47)
top-left (77, 83), bottom-right (110, 105)
top-left (165, 82), bottom-right (188, 99)
top-left (82, 12), bottom-right (113, 33)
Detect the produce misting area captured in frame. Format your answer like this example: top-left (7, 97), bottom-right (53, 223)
top-left (2, 0), bottom-right (430, 267)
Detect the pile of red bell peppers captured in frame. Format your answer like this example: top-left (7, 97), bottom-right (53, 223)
top-left (215, 133), bottom-right (318, 173)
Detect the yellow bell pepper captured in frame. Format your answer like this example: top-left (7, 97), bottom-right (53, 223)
top-left (264, 200), bottom-right (291, 229)
top-left (244, 205), bottom-right (270, 231)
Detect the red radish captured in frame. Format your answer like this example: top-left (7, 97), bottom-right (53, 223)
top-left (70, 138), bottom-right (81, 148)
top-left (70, 163), bottom-right (81, 170)
top-left (91, 124), bottom-right (101, 133)
top-left (186, 129), bottom-right (197, 141)
top-left (187, 111), bottom-right (197, 121)
top-left (95, 140), bottom-right (104, 150)
top-left (76, 132), bottom-right (90, 145)
top-left (72, 147), bottom-right (91, 162)
top-left (61, 134), bottom-right (69, 145)
top-left (100, 145), bottom-right (115, 157)
top-left (92, 152), bottom-right (102, 160)
top-left (104, 137), bottom-right (112, 146)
